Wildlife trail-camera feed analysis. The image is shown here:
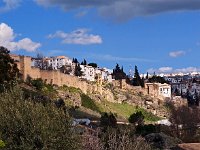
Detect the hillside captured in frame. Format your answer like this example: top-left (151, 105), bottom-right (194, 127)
top-left (21, 79), bottom-right (167, 123)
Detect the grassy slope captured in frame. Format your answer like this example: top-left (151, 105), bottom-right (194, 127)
top-left (81, 94), bottom-right (160, 122)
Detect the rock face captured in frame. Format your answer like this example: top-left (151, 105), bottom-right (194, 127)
top-left (58, 90), bottom-right (81, 107)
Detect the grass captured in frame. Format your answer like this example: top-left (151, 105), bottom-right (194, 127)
top-left (60, 85), bottom-right (82, 93)
top-left (80, 94), bottom-right (160, 122)
top-left (81, 94), bottom-right (101, 113)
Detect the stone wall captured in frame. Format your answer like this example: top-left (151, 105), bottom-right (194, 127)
top-left (15, 56), bottom-right (100, 94)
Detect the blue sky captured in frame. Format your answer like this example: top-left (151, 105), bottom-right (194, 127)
top-left (0, 0), bottom-right (200, 74)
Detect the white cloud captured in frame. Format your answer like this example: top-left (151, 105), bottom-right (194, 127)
top-left (48, 29), bottom-right (102, 45)
top-left (147, 66), bottom-right (200, 74)
top-left (86, 54), bottom-right (155, 63)
top-left (158, 67), bottom-right (173, 72)
top-left (0, 0), bottom-right (21, 13)
top-left (169, 50), bottom-right (185, 58)
top-left (0, 23), bottom-right (41, 52)
top-left (174, 67), bottom-right (200, 73)
top-left (35, 0), bottom-right (200, 21)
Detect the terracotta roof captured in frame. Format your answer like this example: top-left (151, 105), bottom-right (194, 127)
top-left (56, 56), bottom-right (66, 59)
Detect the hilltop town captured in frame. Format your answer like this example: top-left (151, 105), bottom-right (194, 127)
top-left (10, 53), bottom-right (200, 107)
top-left (0, 46), bottom-right (199, 149)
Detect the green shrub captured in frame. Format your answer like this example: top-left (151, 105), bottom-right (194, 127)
top-left (0, 140), bottom-right (5, 148)
top-left (0, 86), bottom-right (80, 150)
top-left (137, 108), bottom-right (160, 122)
top-left (61, 85), bottom-right (82, 93)
top-left (135, 124), bottom-right (157, 136)
top-left (128, 111), bottom-right (144, 125)
top-left (31, 78), bottom-right (44, 90)
top-left (100, 113), bottom-right (117, 127)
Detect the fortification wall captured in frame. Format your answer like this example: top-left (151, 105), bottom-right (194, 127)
top-left (16, 56), bottom-right (92, 94)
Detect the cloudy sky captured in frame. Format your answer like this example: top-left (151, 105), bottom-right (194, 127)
top-left (0, 0), bottom-right (200, 74)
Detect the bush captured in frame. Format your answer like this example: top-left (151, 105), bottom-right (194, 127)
top-left (0, 140), bottom-right (5, 148)
top-left (0, 86), bottom-right (80, 149)
top-left (100, 127), bottom-right (151, 150)
top-left (137, 108), bottom-right (160, 122)
top-left (128, 111), bottom-right (144, 125)
top-left (135, 124), bottom-right (157, 136)
top-left (31, 78), bottom-right (44, 90)
top-left (100, 113), bottom-right (117, 127)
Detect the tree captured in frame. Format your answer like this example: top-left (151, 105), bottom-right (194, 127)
top-left (88, 63), bottom-right (97, 68)
top-left (31, 78), bottom-right (44, 91)
top-left (34, 53), bottom-right (48, 70)
top-left (174, 88), bottom-right (180, 96)
top-left (81, 59), bottom-right (87, 65)
top-left (169, 105), bottom-right (200, 142)
top-left (128, 111), bottom-right (144, 125)
top-left (74, 64), bottom-right (83, 77)
top-left (100, 112), bottom-right (117, 127)
top-left (0, 86), bottom-right (80, 149)
top-left (0, 46), bottom-right (19, 89)
top-left (72, 58), bottom-right (79, 64)
top-left (60, 65), bottom-right (72, 74)
top-left (146, 72), bottom-right (149, 79)
top-left (132, 65), bottom-right (144, 87)
top-left (113, 63), bottom-right (126, 80)
top-left (195, 90), bottom-right (199, 106)
top-left (148, 75), bottom-right (167, 84)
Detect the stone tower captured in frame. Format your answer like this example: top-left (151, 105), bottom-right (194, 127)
top-left (19, 56), bottom-right (32, 81)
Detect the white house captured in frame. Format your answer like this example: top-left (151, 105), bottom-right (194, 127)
top-left (145, 83), bottom-right (171, 98)
top-left (95, 67), bottom-right (113, 83)
top-left (80, 65), bottom-right (95, 81)
top-left (46, 56), bottom-right (72, 70)
top-left (158, 83), bottom-right (172, 98)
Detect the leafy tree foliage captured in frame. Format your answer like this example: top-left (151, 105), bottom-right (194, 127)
top-left (0, 86), bottom-right (80, 149)
top-left (72, 58), bottom-right (79, 64)
top-left (74, 63), bottom-right (83, 77)
top-left (60, 65), bottom-right (72, 74)
top-left (0, 46), bottom-right (19, 89)
top-left (128, 111), bottom-right (144, 125)
top-left (34, 52), bottom-right (48, 70)
top-left (169, 104), bottom-right (200, 142)
top-left (31, 78), bottom-right (44, 91)
top-left (174, 88), bottom-right (181, 96)
top-left (132, 66), bottom-right (144, 87)
top-left (88, 63), bottom-right (98, 68)
top-left (148, 75), bottom-right (167, 84)
top-left (113, 63), bottom-right (126, 80)
top-left (146, 72), bottom-right (149, 79)
top-left (100, 112), bottom-right (117, 127)
top-left (186, 89), bottom-right (200, 106)
top-left (81, 59), bottom-right (87, 65)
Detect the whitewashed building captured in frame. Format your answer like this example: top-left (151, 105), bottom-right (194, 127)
top-left (46, 56), bottom-right (72, 70)
top-left (95, 67), bottom-right (113, 82)
top-left (80, 65), bottom-right (95, 81)
top-left (145, 83), bottom-right (171, 98)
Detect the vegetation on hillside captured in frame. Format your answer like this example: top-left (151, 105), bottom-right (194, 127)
top-left (112, 63), bottom-right (127, 80)
top-left (80, 93), bottom-right (160, 122)
top-left (0, 86), bottom-right (80, 149)
top-left (0, 46), bottom-right (19, 92)
top-left (2, 46), bottom-right (200, 149)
